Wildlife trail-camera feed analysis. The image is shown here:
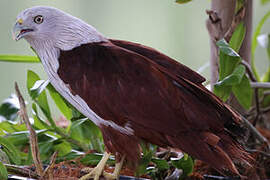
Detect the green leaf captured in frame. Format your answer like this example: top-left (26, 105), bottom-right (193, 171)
top-left (171, 153), bottom-right (194, 178)
top-left (0, 121), bottom-right (27, 135)
top-left (6, 131), bottom-right (29, 147)
top-left (215, 64), bottom-right (245, 87)
top-left (176, 0), bottom-right (192, 4)
top-left (0, 55), bottom-right (39, 63)
top-left (262, 67), bottom-right (270, 82)
top-left (53, 140), bottom-right (72, 156)
top-left (136, 150), bottom-right (153, 176)
top-left (136, 143), bottom-right (157, 176)
top-left (229, 22), bottom-right (246, 53)
top-left (39, 141), bottom-right (54, 158)
top-left (213, 85), bottom-right (232, 102)
top-left (232, 75), bottom-right (253, 109)
top-left (69, 118), bottom-right (103, 152)
top-left (0, 94), bottom-right (19, 121)
top-left (214, 39), bottom-right (243, 101)
top-left (30, 80), bottom-right (49, 99)
top-left (55, 151), bottom-right (81, 163)
top-left (27, 71), bottom-right (51, 117)
top-left (47, 84), bottom-right (72, 120)
top-left (216, 39), bottom-right (241, 81)
top-left (151, 158), bottom-right (169, 170)
top-left (252, 10), bottom-right (270, 80)
top-left (0, 136), bottom-right (21, 165)
top-left (217, 39), bottom-right (240, 57)
top-left (27, 70), bottom-right (55, 127)
top-left (0, 162), bottom-right (8, 180)
top-left (31, 103), bottom-right (51, 130)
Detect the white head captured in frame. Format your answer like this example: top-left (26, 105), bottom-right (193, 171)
top-left (13, 6), bottom-right (107, 51)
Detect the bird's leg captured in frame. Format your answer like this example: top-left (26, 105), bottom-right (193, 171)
top-left (103, 155), bottom-right (125, 180)
top-left (80, 151), bottom-right (111, 180)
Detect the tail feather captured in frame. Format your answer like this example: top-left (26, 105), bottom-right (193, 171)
top-left (166, 130), bottom-right (252, 175)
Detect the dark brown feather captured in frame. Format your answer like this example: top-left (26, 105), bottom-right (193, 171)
top-left (57, 40), bottom-right (251, 174)
top-left (109, 39), bottom-right (206, 84)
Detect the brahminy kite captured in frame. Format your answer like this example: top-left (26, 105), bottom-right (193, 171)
top-left (13, 6), bottom-right (251, 180)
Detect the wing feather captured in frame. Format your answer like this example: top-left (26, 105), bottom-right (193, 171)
top-left (57, 41), bottom-right (250, 174)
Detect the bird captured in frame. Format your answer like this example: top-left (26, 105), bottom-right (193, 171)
top-left (13, 6), bottom-right (251, 180)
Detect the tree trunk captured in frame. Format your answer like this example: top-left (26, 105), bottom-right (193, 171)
top-left (206, 0), bottom-right (253, 87)
top-left (206, 0), bottom-right (236, 90)
top-left (206, 0), bottom-right (253, 113)
top-left (239, 0), bottom-right (253, 64)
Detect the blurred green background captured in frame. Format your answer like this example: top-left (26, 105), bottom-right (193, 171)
top-left (0, 0), bottom-right (269, 106)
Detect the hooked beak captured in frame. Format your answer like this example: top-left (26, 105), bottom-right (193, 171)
top-left (12, 19), bottom-right (34, 41)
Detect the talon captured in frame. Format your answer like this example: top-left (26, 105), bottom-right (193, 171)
top-left (79, 152), bottom-right (111, 180)
top-left (102, 155), bottom-right (125, 180)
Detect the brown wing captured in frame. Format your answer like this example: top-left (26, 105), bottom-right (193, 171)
top-left (109, 39), bottom-right (206, 84)
top-left (57, 41), bottom-right (250, 174)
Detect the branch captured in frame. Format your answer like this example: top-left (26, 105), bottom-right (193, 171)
top-left (250, 82), bottom-right (270, 89)
top-left (5, 164), bottom-right (39, 179)
top-left (241, 115), bottom-right (270, 150)
top-left (41, 151), bottom-right (58, 180)
top-left (241, 60), bottom-right (257, 82)
top-left (206, 0), bottom-right (236, 89)
top-left (15, 82), bottom-right (44, 176)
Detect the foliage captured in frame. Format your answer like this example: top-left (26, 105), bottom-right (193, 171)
top-left (213, 22), bottom-right (253, 109)
top-left (0, 162), bottom-right (8, 180)
top-left (0, 94), bottom-right (19, 122)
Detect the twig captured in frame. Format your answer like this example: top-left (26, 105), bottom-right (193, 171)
top-left (15, 82), bottom-right (44, 176)
top-left (261, 106), bottom-right (270, 114)
top-left (240, 115), bottom-right (270, 150)
top-left (250, 82), bottom-right (270, 89)
top-left (41, 151), bottom-right (58, 180)
top-left (4, 164), bottom-right (40, 179)
top-left (241, 60), bottom-right (260, 126)
top-left (224, 5), bottom-right (246, 42)
top-left (241, 60), bottom-right (256, 82)
top-left (263, 90), bottom-right (270, 96)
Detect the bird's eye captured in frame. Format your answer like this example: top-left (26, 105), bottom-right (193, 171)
top-left (34, 15), bottom-right (43, 24)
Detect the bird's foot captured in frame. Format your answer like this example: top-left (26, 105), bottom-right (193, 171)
top-left (103, 155), bottom-right (125, 180)
top-left (79, 152), bottom-right (111, 180)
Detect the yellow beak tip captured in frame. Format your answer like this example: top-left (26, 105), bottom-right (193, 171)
top-left (17, 19), bottom-right (23, 25)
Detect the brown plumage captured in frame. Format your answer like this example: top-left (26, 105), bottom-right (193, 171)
top-left (58, 39), bottom-right (251, 175)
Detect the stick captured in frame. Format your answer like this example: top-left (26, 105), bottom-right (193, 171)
top-left (4, 164), bottom-right (39, 179)
top-left (15, 82), bottom-right (44, 176)
top-left (250, 82), bottom-right (270, 89)
top-left (41, 151), bottom-right (58, 180)
top-left (240, 115), bottom-right (270, 149)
